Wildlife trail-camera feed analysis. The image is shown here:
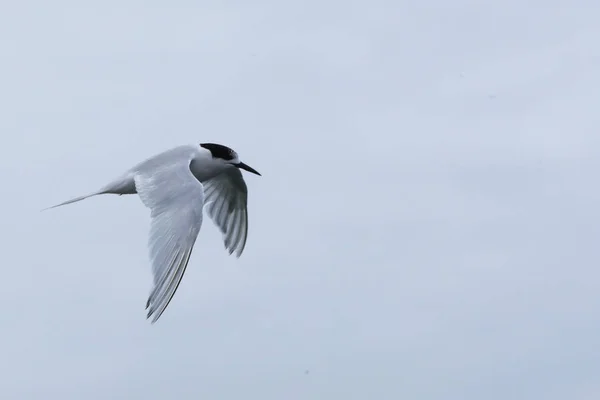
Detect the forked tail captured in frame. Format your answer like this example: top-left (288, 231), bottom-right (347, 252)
top-left (41, 191), bottom-right (104, 211)
top-left (42, 173), bottom-right (136, 211)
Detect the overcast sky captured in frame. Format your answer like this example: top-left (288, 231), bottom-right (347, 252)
top-left (1, 1), bottom-right (600, 399)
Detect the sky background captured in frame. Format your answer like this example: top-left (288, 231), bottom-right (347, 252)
top-left (1, 1), bottom-right (600, 399)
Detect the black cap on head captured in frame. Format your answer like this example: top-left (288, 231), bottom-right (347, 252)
top-left (200, 143), bottom-right (236, 161)
top-left (200, 142), bottom-right (261, 176)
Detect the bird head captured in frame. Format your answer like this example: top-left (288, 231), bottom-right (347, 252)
top-left (200, 143), bottom-right (261, 176)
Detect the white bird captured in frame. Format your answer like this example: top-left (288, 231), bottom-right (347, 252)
top-left (45, 143), bottom-right (261, 323)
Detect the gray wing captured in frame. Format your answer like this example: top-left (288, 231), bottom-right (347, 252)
top-left (133, 149), bottom-right (204, 323)
top-left (203, 167), bottom-right (250, 257)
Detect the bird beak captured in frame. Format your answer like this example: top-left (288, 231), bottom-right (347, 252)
top-left (236, 162), bottom-right (261, 176)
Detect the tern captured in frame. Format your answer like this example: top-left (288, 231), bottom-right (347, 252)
top-left (46, 143), bottom-right (261, 323)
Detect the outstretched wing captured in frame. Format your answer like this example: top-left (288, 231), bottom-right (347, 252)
top-left (203, 167), bottom-right (250, 257)
top-left (133, 147), bottom-right (205, 323)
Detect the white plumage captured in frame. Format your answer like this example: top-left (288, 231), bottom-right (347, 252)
top-left (45, 143), bottom-right (261, 323)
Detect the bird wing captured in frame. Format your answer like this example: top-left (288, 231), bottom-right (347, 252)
top-left (203, 167), bottom-right (250, 257)
top-left (133, 147), bottom-right (205, 323)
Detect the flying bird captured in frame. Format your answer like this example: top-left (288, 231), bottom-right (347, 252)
top-left (45, 143), bottom-right (261, 323)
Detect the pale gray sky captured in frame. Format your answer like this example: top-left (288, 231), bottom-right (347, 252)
top-left (1, 1), bottom-right (600, 399)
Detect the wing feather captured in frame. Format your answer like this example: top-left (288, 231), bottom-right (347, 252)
top-left (203, 167), bottom-right (250, 257)
top-left (133, 146), bottom-right (205, 323)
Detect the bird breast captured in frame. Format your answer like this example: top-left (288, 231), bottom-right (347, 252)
top-left (189, 156), bottom-right (230, 182)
